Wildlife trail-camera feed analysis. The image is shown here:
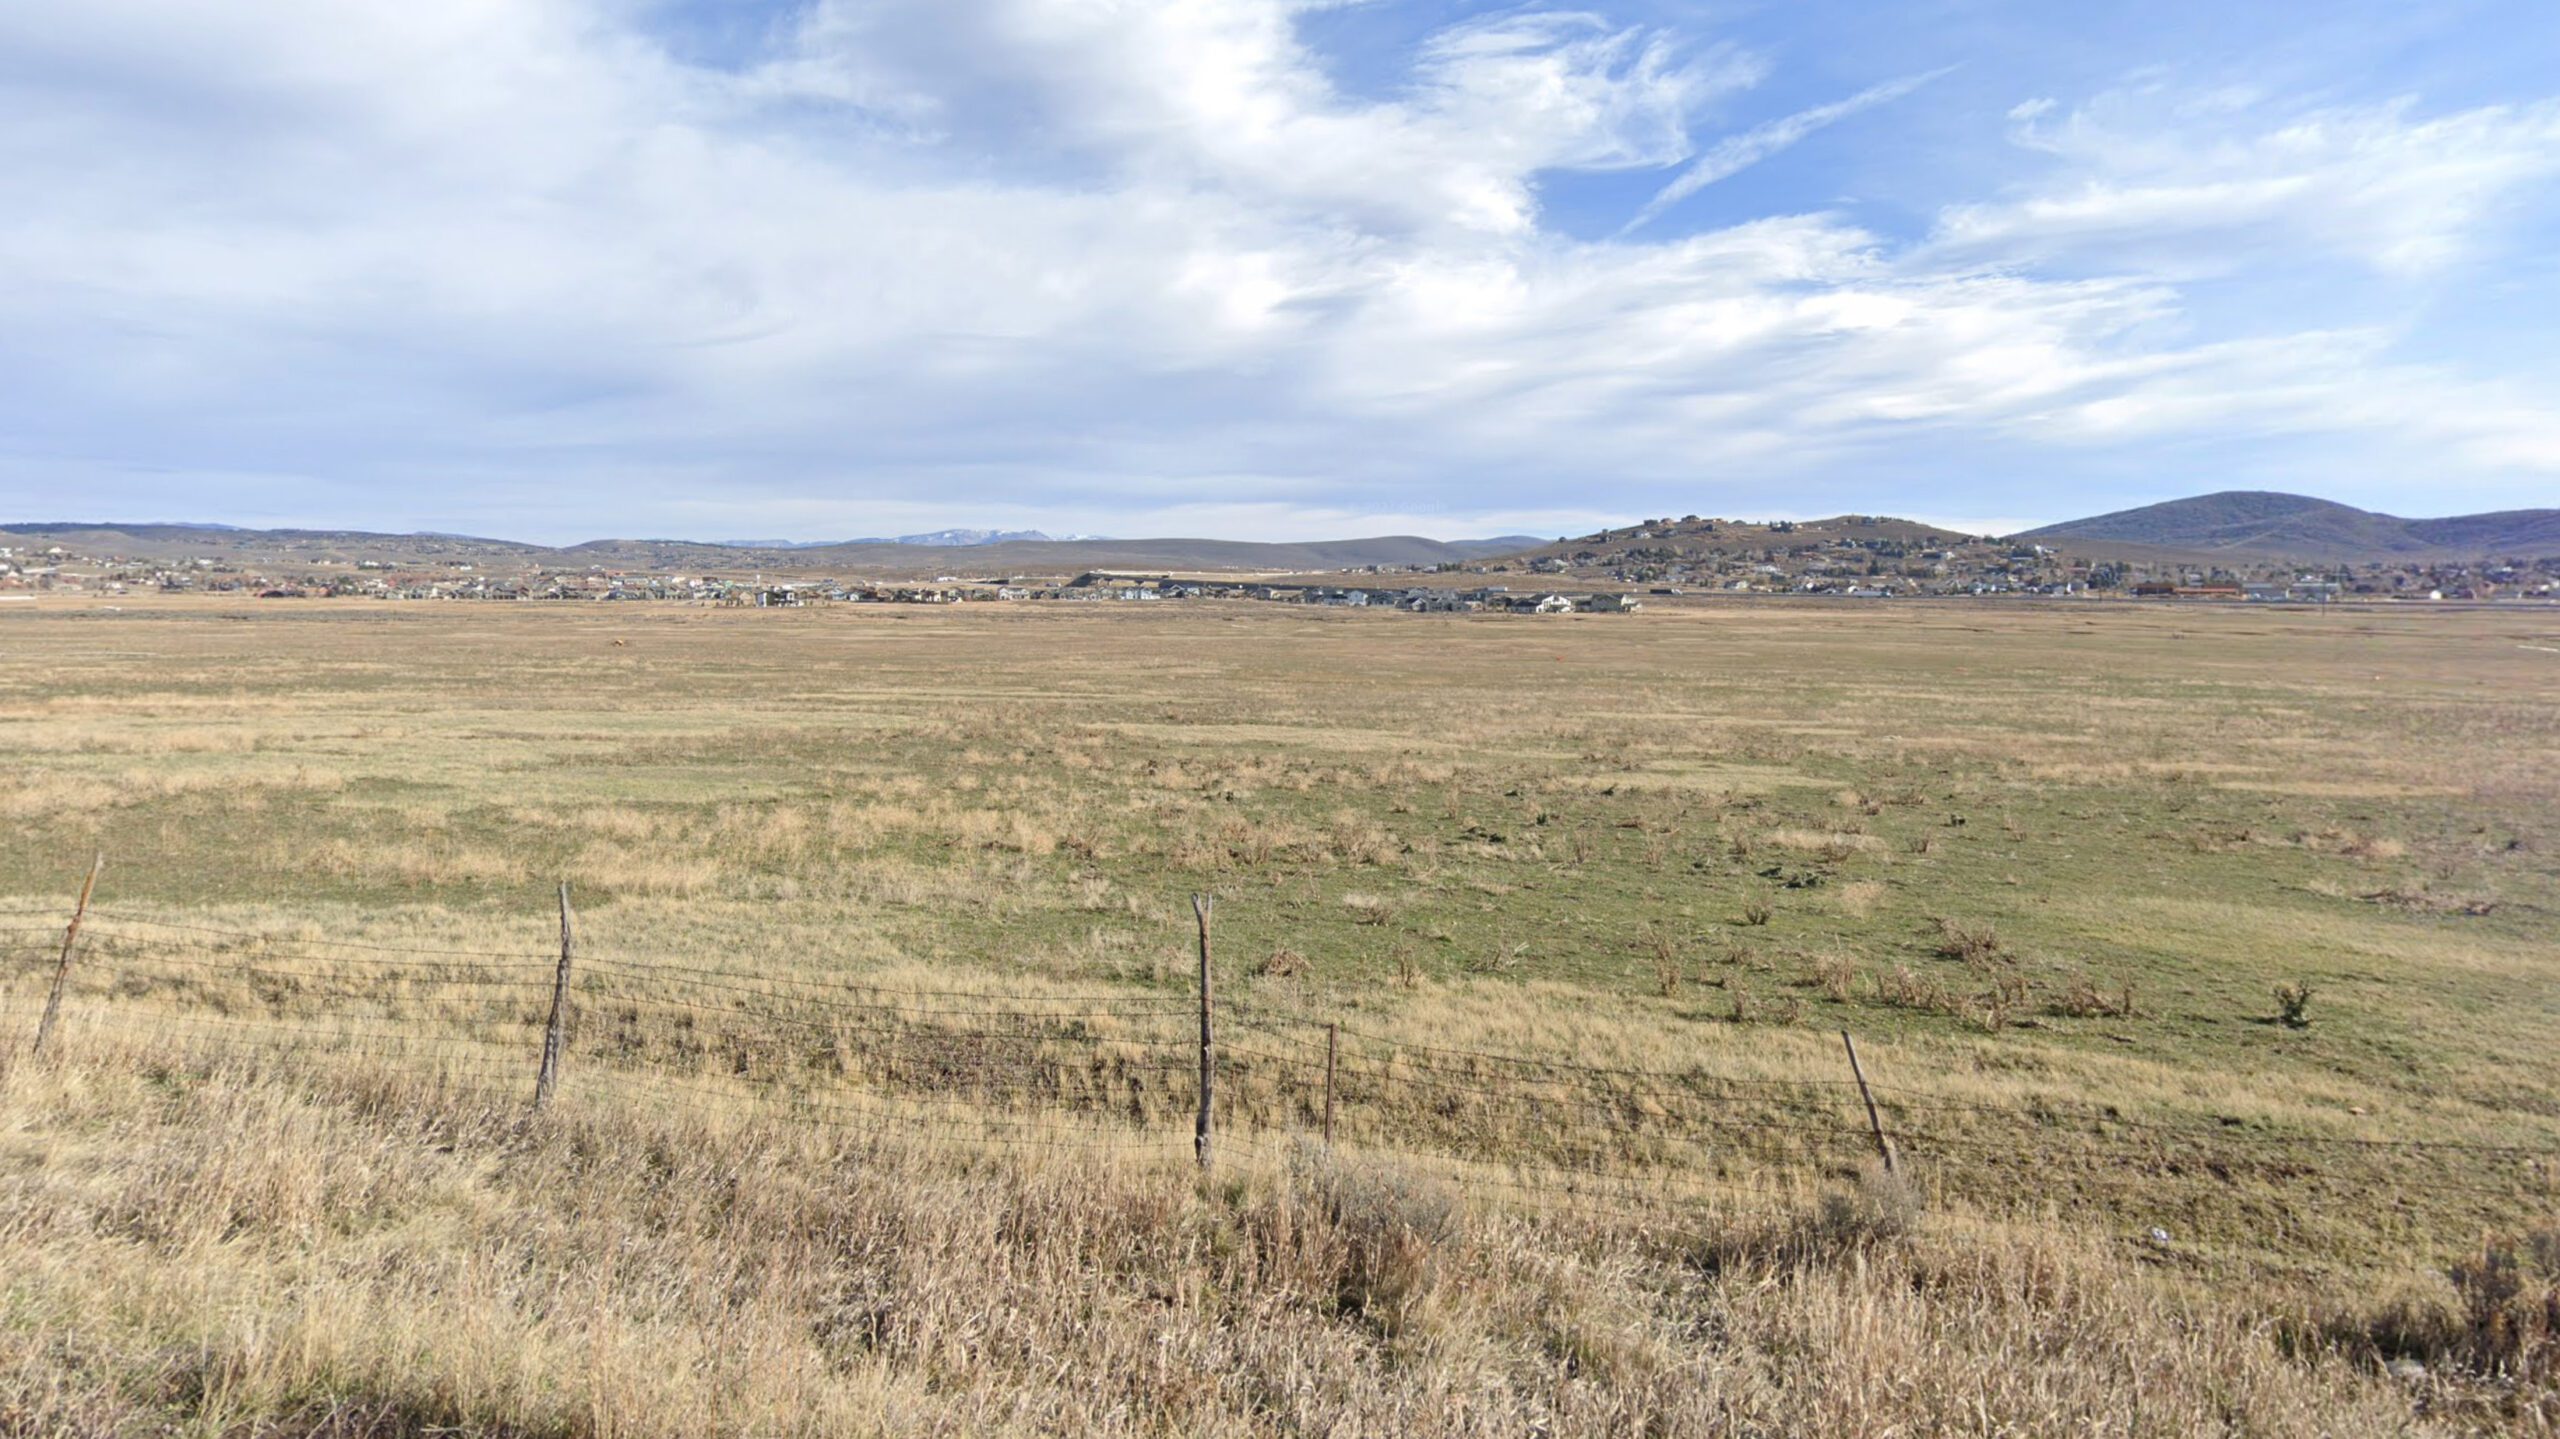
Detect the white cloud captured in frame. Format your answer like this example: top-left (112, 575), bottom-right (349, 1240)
top-left (0, 1), bottom-right (2555, 540)
top-left (763, 1), bottom-right (1749, 237)
top-left (1940, 92), bottom-right (2560, 276)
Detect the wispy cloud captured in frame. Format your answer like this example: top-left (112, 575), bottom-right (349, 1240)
top-left (1620, 67), bottom-right (1954, 235)
top-left (1935, 92), bottom-right (2560, 277)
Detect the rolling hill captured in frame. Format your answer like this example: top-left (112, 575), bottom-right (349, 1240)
top-left (2016, 492), bottom-right (2560, 561)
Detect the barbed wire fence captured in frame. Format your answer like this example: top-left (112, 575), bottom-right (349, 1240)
top-left (3, 873), bottom-right (2553, 1267)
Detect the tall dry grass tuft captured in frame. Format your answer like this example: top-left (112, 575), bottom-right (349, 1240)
top-left (2312, 1223), bottom-right (2560, 1431)
top-left (1272, 1139), bottom-right (1457, 1333)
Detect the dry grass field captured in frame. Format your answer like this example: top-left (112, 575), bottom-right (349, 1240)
top-left (2, 593), bottom-right (2557, 1435)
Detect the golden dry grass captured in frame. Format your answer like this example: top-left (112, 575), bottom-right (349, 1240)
top-left (0, 593), bottom-right (2556, 1432)
top-left (0, 1039), bottom-right (2503, 1438)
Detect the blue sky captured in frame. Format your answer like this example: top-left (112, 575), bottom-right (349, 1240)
top-left (2, 0), bottom-right (2556, 543)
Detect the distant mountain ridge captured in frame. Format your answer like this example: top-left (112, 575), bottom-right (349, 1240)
top-left (0, 521), bottom-right (1547, 575)
top-left (16, 495), bottom-right (2549, 572)
top-left (562, 533), bottom-right (1543, 573)
top-left (2016, 491), bottom-right (2560, 560)
top-left (714, 529), bottom-right (1107, 548)
top-left (0, 520), bottom-right (523, 546)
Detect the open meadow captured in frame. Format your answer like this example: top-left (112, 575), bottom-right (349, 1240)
top-left (2, 594), bottom-right (2556, 1434)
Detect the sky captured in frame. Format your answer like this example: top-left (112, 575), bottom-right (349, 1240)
top-left (2, 0), bottom-right (2557, 544)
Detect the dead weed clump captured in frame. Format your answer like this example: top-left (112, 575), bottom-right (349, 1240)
top-left (1972, 973), bottom-right (2031, 1032)
top-left (1640, 921), bottom-right (1684, 997)
top-left (2048, 976), bottom-right (2140, 1020)
top-left (1810, 954), bottom-right (1858, 1004)
top-left (1876, 966), bottom-right (1959, 1017)
top-left (1931, 917), bottom-right (2004, 965)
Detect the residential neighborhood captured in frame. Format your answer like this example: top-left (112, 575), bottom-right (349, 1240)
top-left (5, 515), bottom-right (2555, 610)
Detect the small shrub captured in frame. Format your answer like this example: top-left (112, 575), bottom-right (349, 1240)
top-left (2274, 981), bottom-right (2314, 1028)
top-left (1932, 917), bottom-right (2003, 964)
top-left (1254, 947), bottom-right (1308, 979)
top-left (1811, 954), bottom-right (1857, 1004)
top-left (2050, 977), bottom-right (2139, 1019)
top-left (1974, 973), bottom-right (2030, 1031)
top-left (1284, 1141), bottom-right (1456, 1333)
top-left (1640, 921), bottom-right (1684, 997)
top-left (1877, 966), bottom-right (1958, 1016)
top-left (1815, 1167), bottom-right (1924, 1247)
top-left (1739, 898), bottom-right (1772, 927)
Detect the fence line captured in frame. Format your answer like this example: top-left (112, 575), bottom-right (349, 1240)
top-left (6, 882), bottom-right (2556, 1263)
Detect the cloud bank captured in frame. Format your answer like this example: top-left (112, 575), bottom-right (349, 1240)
top-left (0, 0), bottom-right (2554, 540)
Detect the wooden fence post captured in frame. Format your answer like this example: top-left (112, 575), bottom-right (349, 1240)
top-left (31, 853), bottom-right (103, 1056)
top-left (1193, 893), bottom-right (1214, 1172)
top-left (1322, 1021), bottom-right (1338, 1146)
top-left (534, 882), bottom-right (574, 1110)
top-left (1840, 1029), bottom-right (1896, 1173)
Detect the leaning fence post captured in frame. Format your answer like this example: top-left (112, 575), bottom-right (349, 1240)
top-left (534, 882), bottom-right (574, 1110)
top-left (1840, 1029), bottom-right (1896, 1173)
top-left (1322, 1021), bottom-right (1338, 1146)
top-left (1193, 893), bottom-right (1214, 1172)
top-left (32, 853), bottom-right (103, 1056)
